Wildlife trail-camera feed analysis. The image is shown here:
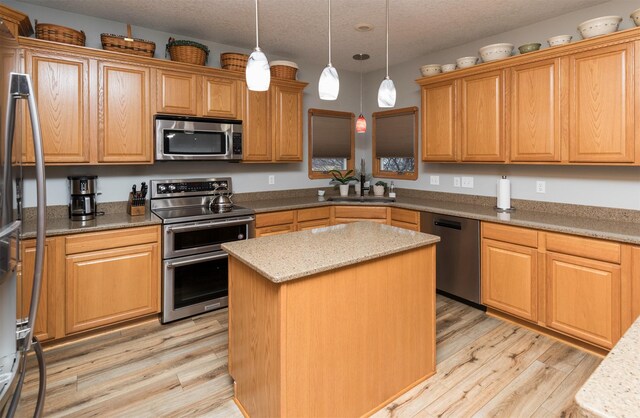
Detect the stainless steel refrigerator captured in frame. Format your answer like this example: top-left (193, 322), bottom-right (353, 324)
top-left (0, 19), bottom-right (47, 417)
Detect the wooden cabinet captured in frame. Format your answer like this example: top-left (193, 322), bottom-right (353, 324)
top-left (333, 206), bottom-right (389, 225)
top-left (156, 69), bottom-right (198, 115)
top-left (98, 61), bottom-right (152, 163)
top-left (421, 80), bottom-right (458, 162)
top-left (203, 76), bottom-right (239, 119)
top-left (417, 28), bottom-right (640, 165)
top-left (390, 208), bottom-right (420, 231)
top-left (631, 247), bottom-right (640, 323)
top-left (242, 80), bottom-right (306, 162)
top-left (481, 223), bottom-right (539, 323)
top-left (255, 210), bottom-right (296, 237)
top-left (23, 50), bottom-right (90, 163)
top-left (296, 207), bottom-right (331, 231)
top-left (19, 237), bottom-right (63, 342)
top-left (510, 59), bottom-right (563, 162)
top-left (460, 70), bottom-right (506, 162)
top-left (155, 70), bottom-right (240, 119)
top-left (481, 221), bottom-right (633, 351)
top-left (546, 252), bottom-right (620, 349)
top-left (64, 226), bottom-right (160, 334)
top-left (568, 43), bottom-right (635, 163)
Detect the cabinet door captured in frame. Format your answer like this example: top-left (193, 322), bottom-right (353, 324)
top-left (98, 61), bottom-right (152, 163)
top-left (203, 76), bottom-right (239, 119)
top-left (20, 238), bottom-right (60, 342)
top-left (255, 224), bottom-right (295, 237)
top-left (460, 70), bottom-right (506, 162)
top-left (242, 83), bottom-right (272, 161)
top-left (156, 69), bottom-right (198, 115)
top-left (24, 50), bottom-right (90, 163)
top-left (273, 83), bottom-right (303, 161)
top-left (546, 252), bottom-right (620, 348)
top-left (510, 59), bottom-right (562, 162)
top-left (65, 243), bottom-right (160, 334)
top-left (569, 43), bottom-right (634, 163)
top-left (482, 238), bottom-right (538, 322)
top-left (632, 246), bottom-right (640, 322)
top-left (422, 81), bottom-right (457, 161)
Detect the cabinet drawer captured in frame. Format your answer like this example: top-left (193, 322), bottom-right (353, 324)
top-left (255, 224), bottom-right (295, 237)
top-left (297, 219), bottom-right (331, 231)
top-left (390, 220), bottom-right (420, 231)
top-left (297, 206), bottom-right (331, 222)
top-left (333, 206), bottom-right (388, 220)
top-left (390, 208), bottom-right (420, 225)
top-left (255, 211), bottom-right (295, 228)
top-left (545, 232), bottom-right (621, 264)
top-left (66, 226), bottom-right (160, 255)
top-left (482, 222), bottom-right (538, 248)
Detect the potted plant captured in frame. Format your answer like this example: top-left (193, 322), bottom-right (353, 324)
top-left (373, 180), bottom-right (387, 196)
top-left (329, 170), bottom-right (358, 197)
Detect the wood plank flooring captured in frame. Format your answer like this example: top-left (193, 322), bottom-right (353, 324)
top-left (15, 295), bottom-right (600, 417)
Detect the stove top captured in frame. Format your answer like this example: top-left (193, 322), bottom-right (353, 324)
top-left (149, 177), bottom-right (255, 224)
top-left (152, 204), bottom-right (255, 224)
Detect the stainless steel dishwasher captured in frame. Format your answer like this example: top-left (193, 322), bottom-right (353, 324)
top-left (421, 212), bottom-right (482, 306)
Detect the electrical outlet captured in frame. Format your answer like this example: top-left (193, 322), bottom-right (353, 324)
top-left (453, 177), bottom-right (461, 188)
top-left (536, 180), bottom-right (546, 193)
top-left (461, 177), bottom-right (474, 188)
top-left (268, 175), bottom-right (275, 185)
top-left (430, 175), bottom-right (440, 185)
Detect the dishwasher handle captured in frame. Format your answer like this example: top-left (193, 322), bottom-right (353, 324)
top-left (433, 219), bottom-right (462, 230)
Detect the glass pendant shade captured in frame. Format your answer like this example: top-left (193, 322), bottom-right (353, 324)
top-left (356, 114), bottom-right (367, 133)
top-left (378, 76), bottom-right (396, 108)
top-left (319, 65), bottom-right (339, 100)
top-left (246, 48), bottom-right (270, 91)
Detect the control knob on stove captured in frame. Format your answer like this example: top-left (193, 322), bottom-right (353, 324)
top-left (158, 184), bottom-right (167, 193)
top-left (168, 184), bottom-right (177, 192)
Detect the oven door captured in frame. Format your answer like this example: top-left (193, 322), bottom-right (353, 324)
top-left (163, 216), bottom-right (252, 259)
top-left (162, 251), bottom-right (229, 323)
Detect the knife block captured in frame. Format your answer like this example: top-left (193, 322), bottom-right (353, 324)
top-left (127, 192), bottom-right (146, 216)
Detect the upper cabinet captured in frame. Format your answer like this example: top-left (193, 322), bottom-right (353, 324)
top-left (18, 37), bottom-right (306, 165)
top-left (241, 79), bottom-right (307, 163)
top-left (417, 27), bottom-right (640, 166)
top-left (568, 43), bottom-right (635, 163)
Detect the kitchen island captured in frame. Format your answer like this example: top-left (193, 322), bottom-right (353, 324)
top-left (222, 222), bottom-right (440, 417)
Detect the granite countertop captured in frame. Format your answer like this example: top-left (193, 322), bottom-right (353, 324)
top-left (21, 211), bottom-right (162, 239)
top-left (241, 196), bottom-right (640, 245)
top-left (575, 316), bottom-right (640, 417)
top-left (222, 221), bottom-right (440, 283)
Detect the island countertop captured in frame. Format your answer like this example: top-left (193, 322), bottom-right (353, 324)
top-left (222, 221), bottom-right (440, 283)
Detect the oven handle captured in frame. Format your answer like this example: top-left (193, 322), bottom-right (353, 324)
top-left (165, 216), bottom-right (255, 233)
top-left (166, 252), bottom-right (228, 269)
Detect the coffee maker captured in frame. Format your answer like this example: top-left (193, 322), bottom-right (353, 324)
top-left (68, 175), bottom-right (97, 221)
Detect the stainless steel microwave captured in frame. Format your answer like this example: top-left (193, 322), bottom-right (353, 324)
top-left (155, 116), bottom-right (243, 161)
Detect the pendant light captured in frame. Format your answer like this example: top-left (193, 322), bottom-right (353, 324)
top-left (246, 0), bottom-right (270, 91)
top-left (318, 0), bottom-right (339, 100)
top-left (377, 0), bottom-right (396, 107)
top-left (353, 54), bottom-right (369, 133)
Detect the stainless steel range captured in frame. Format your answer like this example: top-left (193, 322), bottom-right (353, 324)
top-left (150, 178), bottom-right (255, 323)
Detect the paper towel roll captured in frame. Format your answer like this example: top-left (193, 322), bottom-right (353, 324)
top-left (497, 177), bottom-right (511, 210)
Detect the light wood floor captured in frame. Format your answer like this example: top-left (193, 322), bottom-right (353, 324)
top-left (16, 295), bottom-right (600, 417)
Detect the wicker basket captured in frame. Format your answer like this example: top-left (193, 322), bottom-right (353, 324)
top-left (270, 60), bottom-right (298, 80)
top-left (220, 52), bottom-right (249, 72)
top-left (166, 38), bottom-right (209, 66)
top-left (101, 24), bottom-right (156, 57)
top-left (35, 20), bottom-right (85, 46)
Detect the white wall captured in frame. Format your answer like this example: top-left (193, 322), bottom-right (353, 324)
top-left (6, 0), bottom-right (364, 206)
top-left (10, 0), bottom-right (640, 210)
top-left (363, 0), bottom-right (640, 210)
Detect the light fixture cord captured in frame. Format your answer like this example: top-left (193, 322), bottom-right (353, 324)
top-left (328, 0), bottom-right (332, 65)
top-left (360, 58), bottom-right (363, 114)
top-left (255, 0), bottom-right (260, 48)
top-left (385, 0), bottom-right (389, 78)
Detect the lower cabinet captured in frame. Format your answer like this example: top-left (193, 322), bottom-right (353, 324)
top-left (390, 207), bottom-right (420, 231)
top-left (481, 221), bottom-right (631, 351)
top-left (254, 210), bottom-right (296, 237)
top-left (333, 206), bottom-right (389, 224)
top-left (19, 225), bottom-right (161, 343)
top-left (296, 207), bottom-right (331, 231)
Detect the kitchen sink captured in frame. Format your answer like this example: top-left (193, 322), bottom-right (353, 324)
top-left (327, 196), bottom-right (396, 203)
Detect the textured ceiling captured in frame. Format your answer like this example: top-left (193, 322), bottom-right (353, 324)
top-left (18, 0), bottom-right (608, 71)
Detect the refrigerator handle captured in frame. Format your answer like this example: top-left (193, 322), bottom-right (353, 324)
top-left (10, 73), bottom-right (47, 351)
